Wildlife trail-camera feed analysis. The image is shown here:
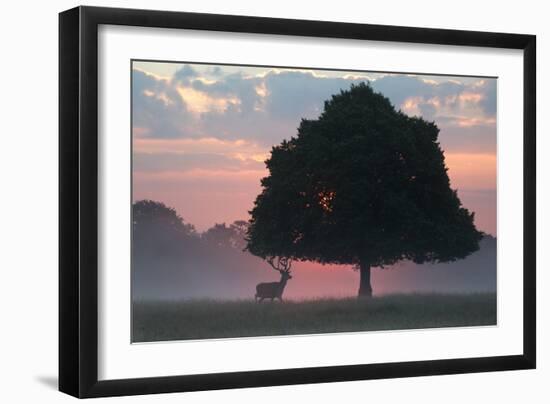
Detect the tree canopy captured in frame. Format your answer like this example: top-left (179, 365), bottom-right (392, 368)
top-left (133, 200), bottom-right (198, 255)
top-left (202, 221), bottom-right (249, 250)
top-left (246, 83), bottom-right (482, 295)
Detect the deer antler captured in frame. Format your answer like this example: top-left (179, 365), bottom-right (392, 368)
top-left (279, 256), bottom-right (292, 273)
top-left (266, 256), bottom-right (278, 272)
top-left (266, 256), bottom-right (292, 273)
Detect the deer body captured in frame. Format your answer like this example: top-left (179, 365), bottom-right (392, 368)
top-left (255, 257), bottom-right (292, 302)
top-left (255, 275), bottom-right (290, 302)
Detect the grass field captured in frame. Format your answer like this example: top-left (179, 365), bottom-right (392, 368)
top-left (132, 293), bottom-right (496, 342)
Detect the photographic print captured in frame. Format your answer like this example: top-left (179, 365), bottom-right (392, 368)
top-left (131, 60), bottom-right (497, 343)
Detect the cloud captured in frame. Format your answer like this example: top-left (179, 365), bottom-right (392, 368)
top-left (195, 70), bottom-right (365, 145)
top-left (132, 63), bottom-right (498, 234)
top-left (132, 65), bottom-right (497, 153)
top-left (368, 74), bottom-right (497, 154)
top-left (132, 69), bottom-right (194, 138)
top-left (173, 64), bottom-right (199, 83)
top-left (189, 72), bottom-right (262, 113)
top-left (210, 66), bottom-right (223, 76)
top-left (371, 75), bottom-right (437, 109)
top-left (263, 70), bottom-right (357, 120)
top-left (477, 79), bottom-right (497, 116)
top-left (372, 75), bottom-right (496, 121)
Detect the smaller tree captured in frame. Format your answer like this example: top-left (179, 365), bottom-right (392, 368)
top-left (229, 220), bottom-right (249, 250)
top-left (202, 223), bottom-right (235, 248)
top-left (202, 221), bottom-right (251, 250)
top-left (133, 200), bottom-right (197, 256)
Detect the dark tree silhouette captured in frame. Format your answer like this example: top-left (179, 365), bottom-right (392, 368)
top-left (202, 223), bottom-right (235, 248)
top-left (246, 83), bottom-right (483, 297)
top-left (229, 220), bottom-right (249, 250)
top-left (202, 221), bottom-right (250, 250)
top-left (133, 200), bottom-right (197, 256)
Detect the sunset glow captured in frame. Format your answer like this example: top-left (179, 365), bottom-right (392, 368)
top-left (132, 62), bottom-right (496, 236)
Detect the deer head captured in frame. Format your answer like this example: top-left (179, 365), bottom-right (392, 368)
top-left (266, 256), bottom-right (293, 280)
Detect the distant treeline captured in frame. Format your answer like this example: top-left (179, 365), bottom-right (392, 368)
top-left (132, 200), bottom-right (496, 301)
top-left (132, 200), bottom-right (267, 300)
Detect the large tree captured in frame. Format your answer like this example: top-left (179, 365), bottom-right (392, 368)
top-left (246, 83), bottom-right (483, 297)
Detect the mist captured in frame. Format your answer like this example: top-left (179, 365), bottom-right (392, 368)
top-left (132, 201), bottom-right (496, 302)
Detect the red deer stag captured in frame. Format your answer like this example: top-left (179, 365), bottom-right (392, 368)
top-left (255, 257), bottom-right (292, 302)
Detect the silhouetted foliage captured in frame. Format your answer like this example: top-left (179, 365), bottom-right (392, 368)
top-left (202, 223), bottom-right (235, 248)
top-left (131, 199), bottom-right (493, 301)
top-left (133, 199), bottom-right (198, 257)
top-left (201, 221), bottom-right (249, 250)
top-left (246, 83), bottom-right (483, 297)
top-left (229, 220), bottom-right (250, 251)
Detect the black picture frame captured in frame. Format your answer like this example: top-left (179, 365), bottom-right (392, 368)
top-left (59, 5), bottom-right (536, 398)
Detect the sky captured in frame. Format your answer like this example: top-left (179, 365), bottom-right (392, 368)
top-left (132, 61), bottom-right (497, 236)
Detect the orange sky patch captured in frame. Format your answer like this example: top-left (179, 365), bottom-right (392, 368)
top-left (133, 137), bottom-right (266, 157)
top-left (133, 151), bottom-right (496, 234)
top-left (445, 152), bottom-right (496, 190)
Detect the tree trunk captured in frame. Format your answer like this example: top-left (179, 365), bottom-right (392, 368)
top-left (358, 261), bottom-right (373, 298)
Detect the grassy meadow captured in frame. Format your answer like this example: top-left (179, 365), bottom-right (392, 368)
top-left (132, 293), bottom-right (496, 342)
